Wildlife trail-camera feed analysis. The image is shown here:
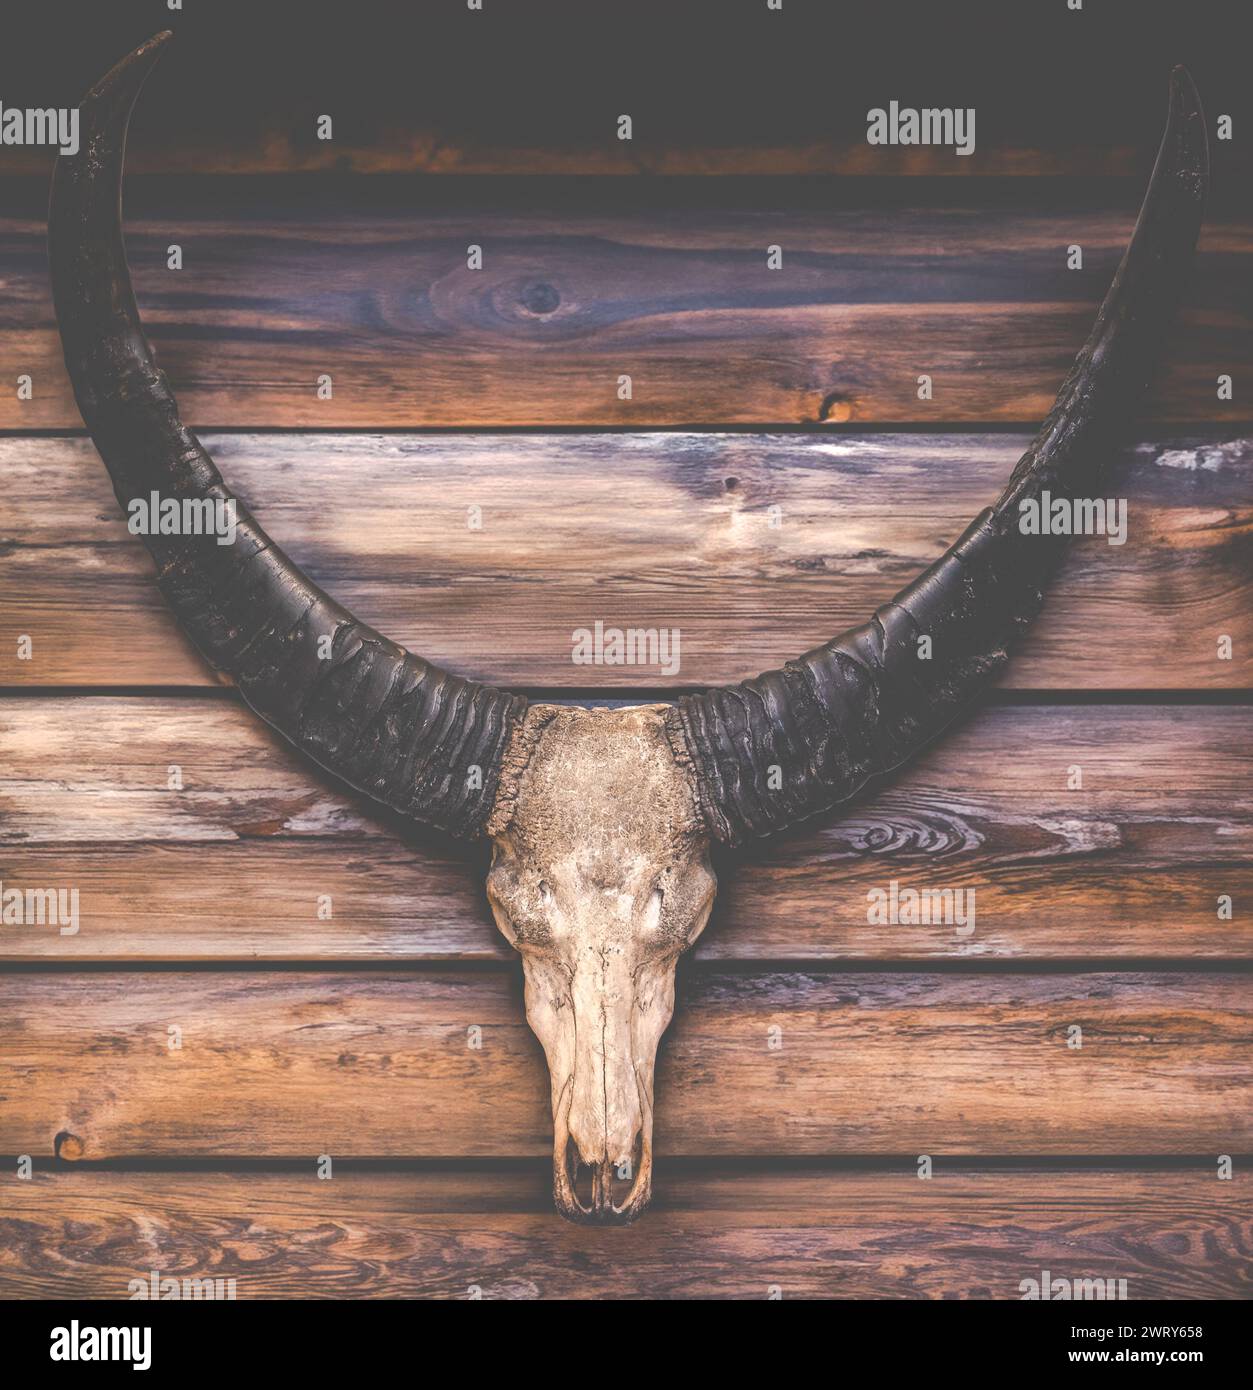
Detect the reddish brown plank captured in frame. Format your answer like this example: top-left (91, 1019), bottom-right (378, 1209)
top-left (0, 1169), bottom-right (1246, 1300)
top-left (2, 971), bottom-right (1247, 1159)
top-left (1, 197), bottom-right (1245, 428)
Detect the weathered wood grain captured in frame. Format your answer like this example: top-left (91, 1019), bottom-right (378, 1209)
top-left (3, 8), bottom-right (1242, 1307)
top-left (1, 1169), bottom-right (1246, 1300)
top-left (1, 141), bottom-right (1170, 178)
top-left (4, 433), bottom-right (1249, 690)
top-left (2, 971), bottom-right (1248, 1159)
top-left (6, 0), bottom-right (1240, 181)
top-left (2, 194), bottom-right (1246, 428)
top-left (2, 699), bottom-right (1248, 962)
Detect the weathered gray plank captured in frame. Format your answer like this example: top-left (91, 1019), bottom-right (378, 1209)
top-left (1, 698), bottom-right (1248, 961)
top-left (4, 432), bottom-right (1249, 689)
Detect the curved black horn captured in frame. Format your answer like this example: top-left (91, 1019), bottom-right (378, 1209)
top-left (49, 32), bottom-right (524, 839)
top-left (668, 69), bottom-right (1209, 845)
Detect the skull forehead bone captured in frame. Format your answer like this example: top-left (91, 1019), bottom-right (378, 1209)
top-left (486, 704), bottom-right (716, 1223)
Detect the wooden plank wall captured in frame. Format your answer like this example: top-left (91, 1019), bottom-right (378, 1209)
top-left (1, 5), bottom-right (1251, 1297)
top-left (2, 184), bottom-right (1249, 431)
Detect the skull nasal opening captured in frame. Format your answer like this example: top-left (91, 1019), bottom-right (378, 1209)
top-left (560, 1131), bottom-right (650, 1224)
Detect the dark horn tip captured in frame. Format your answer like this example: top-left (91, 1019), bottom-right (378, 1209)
top-left (1165, 64), bottom-right (1209, 181)
top-left (79, 29), bottom-right (173, 115)
top-left (1168, 64), bottom-right (1199, 106)
top-left (134, 29), bottom-right (176, 55)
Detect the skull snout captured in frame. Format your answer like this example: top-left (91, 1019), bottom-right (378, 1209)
top-left (553, 960), bottom-right (655, 1223)
top-left (517, 941), bottom-right (686, 1223)
top-left (566, 969), bottom-right (644, 1169)
top-left (555, 1078), bottom-right (653, 1225)
top-left (558, 1133), bottom-right (650, 1225)
top-left (567, 1100), bottom-right (643, 1183)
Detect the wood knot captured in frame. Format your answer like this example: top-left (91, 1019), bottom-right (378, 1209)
top-left (817, 391), bottom-right (854, 424)
top-left (54, 1131), bottom-right (84, 1161)
top-left (520, 281), bottom-right (561, 316)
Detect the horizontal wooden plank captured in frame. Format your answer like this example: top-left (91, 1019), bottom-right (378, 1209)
top-left (1, 1169), bottom-right (1246, 1299)
top-left (2, 192), bottom-right (1247, 427)
top-left (2, 971), bottom-right (1248, 1159)
top-left (6, 0), bottom-right (1245, 179)
top-left (4, 144), bottom-right (1175, 179)
top-left (3, 433), bottom-right (1250, 690)
top-left (2, 700), bottom-right (1249, 962)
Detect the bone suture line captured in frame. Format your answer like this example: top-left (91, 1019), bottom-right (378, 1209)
top-left (48, 32), bottom-right (1208, 1223)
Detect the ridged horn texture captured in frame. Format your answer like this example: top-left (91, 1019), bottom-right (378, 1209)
top-left (48, 32), bottom-right (524, 839)
top-left (668, 69), bottom-right (1208, 846)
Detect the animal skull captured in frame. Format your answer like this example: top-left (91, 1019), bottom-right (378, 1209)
top-left (48, 33), bottom-right (1206, 1222)
top-left (486, 705), bottom-right (715, 1221)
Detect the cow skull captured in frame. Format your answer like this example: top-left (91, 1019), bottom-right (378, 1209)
top-left (486, 705), bottom-right (714, 1220)
top-left (48, 33), bottom-right (1206, 1222)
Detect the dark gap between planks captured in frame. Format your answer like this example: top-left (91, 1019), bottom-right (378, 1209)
top-left (8, 1153), bottom-right (1248, 1174)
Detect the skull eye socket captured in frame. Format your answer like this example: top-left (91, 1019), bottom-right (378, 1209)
top-left (641, 887), bottom-right (664, 934)
top-left (539, 880), bottom-right (555, 908)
